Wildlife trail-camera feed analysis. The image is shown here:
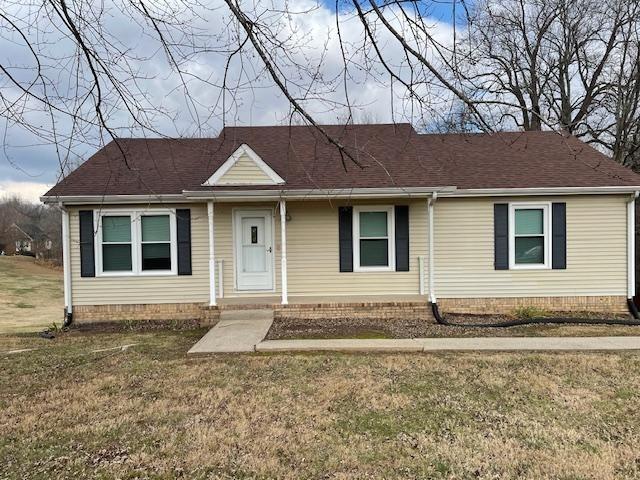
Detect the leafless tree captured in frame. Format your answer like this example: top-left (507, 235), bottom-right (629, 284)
top-left (460, 0), bottom-right (640, 161)
top-left (2, 0), bottom-right (640, 181)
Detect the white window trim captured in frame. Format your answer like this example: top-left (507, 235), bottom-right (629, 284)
top-left (353, 205), bottom-right (395, 272)
top-left (95, 209), bottom-right (177, 277)
top-left (508, 202), bottom-right (552, 270)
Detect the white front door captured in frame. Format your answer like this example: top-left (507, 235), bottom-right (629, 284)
top-left (234, 209), bottom-right (274, 291)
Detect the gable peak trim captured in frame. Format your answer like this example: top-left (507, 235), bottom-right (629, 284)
top-left (202, 143), bottom-right (285, 186)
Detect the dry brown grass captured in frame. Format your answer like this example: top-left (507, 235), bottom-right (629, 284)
top-left (2, 330), bottom-right (640, 479)
top-left (0, 256), bottom-right (63, 333)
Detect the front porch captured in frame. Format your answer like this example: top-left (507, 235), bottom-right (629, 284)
top-left (217, 294), bottom-right (433, 322)
top-left (204, 199), bottom-right (432, 308)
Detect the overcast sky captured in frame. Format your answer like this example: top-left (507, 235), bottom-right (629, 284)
top-left (0, 1), bottom-right (458, 202)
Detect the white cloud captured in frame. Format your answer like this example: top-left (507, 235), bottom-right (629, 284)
top-left (0, 1), bottom-right (456, 185)
top-left (0, 181), bottom-right (52, 203)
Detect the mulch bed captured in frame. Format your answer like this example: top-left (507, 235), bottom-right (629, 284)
top-left (265, 312), bottom-right (636, 340)
top-left (70, 318), bottom-right (206, 334)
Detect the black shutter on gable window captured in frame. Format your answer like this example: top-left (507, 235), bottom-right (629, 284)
top-left (79, 210), bottom-right (95, 277)
top-left (494, 203), bottom-right (509, 270)
top-left (395, 205), bottom-right (409, 271)
top-left (338, 207), bottom-right (353, 272)
top-left (176, 209), bottom-right (192, 275)
top-left (551, 203), bottom-right (567, 269)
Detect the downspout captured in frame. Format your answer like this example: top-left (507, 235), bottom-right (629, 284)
top-left (60, 203), bottom-right (73, 327)
top-left (428, 192), bottom-right (437, 304)
top-left (627, 191), bottom-right (639, 318)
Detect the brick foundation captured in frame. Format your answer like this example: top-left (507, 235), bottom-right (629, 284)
top-left (73, 303), bottom-right (220, 325)
top-left (437, 296), bottom-right (629, 315)
top-left (72, 295), bottom-right (629, 325)
top-left (274, 301), bottom-right (435, 322)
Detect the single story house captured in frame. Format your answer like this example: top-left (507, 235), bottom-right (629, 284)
top-left (4, 223), bottom-right (53, 257)
top-left (41, 124), bottom-right (640, 325)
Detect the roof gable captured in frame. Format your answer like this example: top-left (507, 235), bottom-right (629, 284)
top-left (202, 143), bottom-right (284, 186)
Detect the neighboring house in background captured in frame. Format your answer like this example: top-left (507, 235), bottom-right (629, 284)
top-left (41, 124), bottom-right (640, 325)
top-left (4, 223), bottom-right (53, 258)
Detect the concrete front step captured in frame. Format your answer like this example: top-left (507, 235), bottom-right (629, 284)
top-left (214, 300), bottom-right (434, 322)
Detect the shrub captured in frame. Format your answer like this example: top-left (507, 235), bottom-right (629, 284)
top-left (513, 306), bottom-right (549, 319)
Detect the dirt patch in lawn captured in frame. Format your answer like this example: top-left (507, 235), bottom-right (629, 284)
top-left (267, 312), bottom-right (640, 339)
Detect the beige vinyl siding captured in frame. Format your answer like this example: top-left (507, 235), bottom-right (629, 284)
top-left (70, 204), bottom-right (209, 305)
top-left (68, 194), bottom-right (628, 307)
top-left (213, 200), bottom-right (427, 297)
top-left (434, 195), bottom-right (628, 298)
top-left (285, 200), bottom-right (427, 296)
top-left (217, 155), bottom-right (275, 184)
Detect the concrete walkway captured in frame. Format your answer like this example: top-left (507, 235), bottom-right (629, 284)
top-left (188, 313), bottom-right (640, 353)
top-left (188, 309), bottom-right (273, 354)
top-left (256, 336), bottom-right (640, 353)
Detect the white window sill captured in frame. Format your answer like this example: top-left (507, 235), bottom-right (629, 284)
top-left (509, 264), bottom-right (551, 270)
top-left (353, 266), bottom-right (395, 273)
top-left (96, 271), bottom-right (177, 278)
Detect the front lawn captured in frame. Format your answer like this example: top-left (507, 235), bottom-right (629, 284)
top-left (0, 256), bottom-right (63, 333)
top-left (2, 329), bottom-right (640, 479)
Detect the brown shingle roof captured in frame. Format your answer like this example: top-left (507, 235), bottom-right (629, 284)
top-left (44, 124), bottom-right (640, 197)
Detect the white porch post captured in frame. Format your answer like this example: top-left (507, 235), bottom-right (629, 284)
top-left (61, 206), bottom-right (72, 318)
top-left (279, 199), bottom-right (288, 305)
top-left (427, 193), bottom-right (437, 304)
top-left (207, 201), bottom-right (217, 306)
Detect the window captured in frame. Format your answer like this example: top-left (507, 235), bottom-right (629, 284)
top-left (353, 206), bottom-right (395, 271)
top-left (141, 215), bottom-right (171, 270)
top-left (96, 209), bottom-right (176, 276)
top-left (509, 203), bottom-right (550, 269)
top-left (102, 216), bottom-right (133, 272)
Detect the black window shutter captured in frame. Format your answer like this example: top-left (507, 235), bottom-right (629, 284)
top-left (338, 206), bottom-right (353, 272)
top-left (395, 205), bottom-right (409, 271)
top-left (176, 209), bottom-right (192, 275)
top-left (79, 210), bottom-right (95, 277)
top-left (552, 202), bottom-right (567, 269)
top-left (494, 203), bottom-right (509, 270)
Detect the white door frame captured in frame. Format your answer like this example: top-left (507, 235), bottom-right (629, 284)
top-left (232, 208), bottom-right (276, 292)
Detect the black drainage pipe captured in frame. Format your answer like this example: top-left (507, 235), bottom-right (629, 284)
top-left (431, 302), bottom-right (640, 328)
top-left (63, 308), bottom-right (73, 328)
top-left (627, 298), bottom-right (640, 320)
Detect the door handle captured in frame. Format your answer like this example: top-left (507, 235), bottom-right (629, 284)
top-left (267, 247), bottom-right (273, 253)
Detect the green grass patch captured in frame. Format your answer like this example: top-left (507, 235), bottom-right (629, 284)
top-left (12, 302), bottom-right (35, 309)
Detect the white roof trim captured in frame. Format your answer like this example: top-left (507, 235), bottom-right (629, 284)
top-left (438, 186), bottom-right (640, 197)
top-left (42, 185), bottom-right (640, 205)
top-left (202, 144), bottom-right (285, 186)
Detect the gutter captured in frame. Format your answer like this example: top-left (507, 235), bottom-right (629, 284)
top-left (41, 186), bottom-right (640, 205)
top-left (40, 194), bottom-right (190, 205)
top-left (182, 186), bottom-right (458, 201)
top-left (439, 186), bottom-right (640, 197)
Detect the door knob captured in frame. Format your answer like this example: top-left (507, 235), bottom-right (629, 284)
top-left (267, 247), bottom-right (272, 253)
